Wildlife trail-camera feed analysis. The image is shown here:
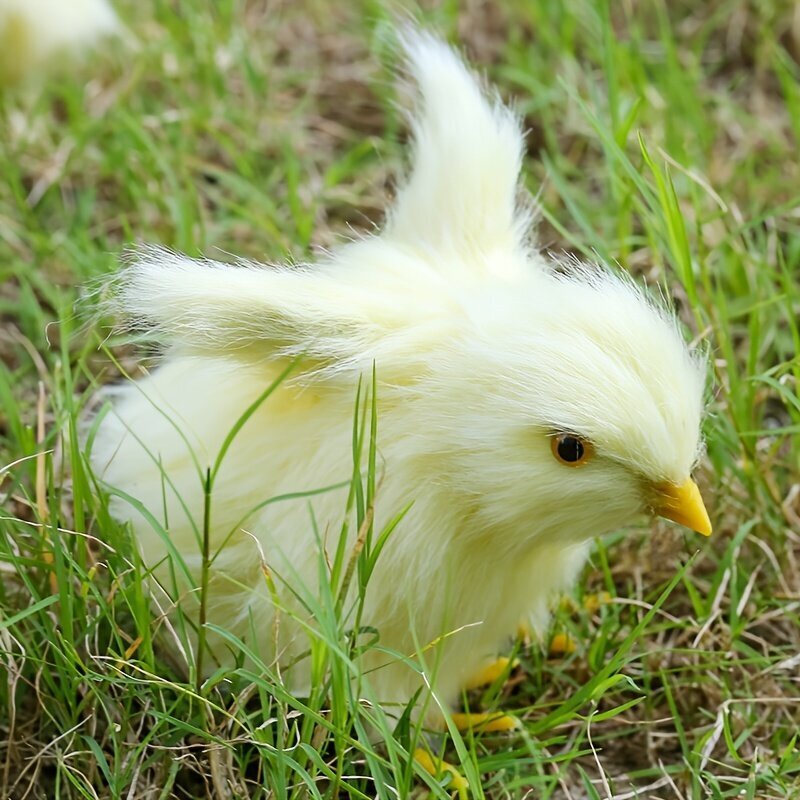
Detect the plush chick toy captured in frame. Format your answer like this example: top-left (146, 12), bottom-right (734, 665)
top-left (91, 31), bottom-right (712, 730)
top-left (0, 0), bottom-right (121, 86)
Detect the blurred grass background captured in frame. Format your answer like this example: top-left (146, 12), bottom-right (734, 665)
top-left (1, 0), bottom-right (799, 797)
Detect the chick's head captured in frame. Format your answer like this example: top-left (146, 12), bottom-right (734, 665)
top-left (416, 266), bottom-right (709, 553)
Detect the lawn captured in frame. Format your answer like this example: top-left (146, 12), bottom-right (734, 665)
top-left (1, 0), bottom-right (799, 798)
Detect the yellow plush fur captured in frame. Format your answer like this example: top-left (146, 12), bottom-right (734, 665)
top-left (90, 31), bottom-right (707, 725)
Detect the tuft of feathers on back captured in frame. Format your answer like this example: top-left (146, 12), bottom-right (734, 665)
top-left (90, 30), bottom-right (709, 724)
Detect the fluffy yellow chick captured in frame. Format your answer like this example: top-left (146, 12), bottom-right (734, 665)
top-left (90, 31), bottom-right (711, 727)
top-left (0, 0), bottom-right (121, 85)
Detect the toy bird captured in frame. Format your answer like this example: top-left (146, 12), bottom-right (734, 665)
top-left (0, 0), bottom-right (121, 86)
top-left (90, 31), bottom-right (712, 733)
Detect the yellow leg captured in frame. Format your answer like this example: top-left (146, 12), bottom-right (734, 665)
top-left (450, 711), bottom-right (521, 733)
top-left (583, 591), bottom-right (612, 613)
top-left (517, 618), bottom-right (537, 642)
top-left (463, 656), bottom-right (519, 690)
top-left (548, 632), bottom-right (577, 657)
top-left (414, 748), bottom-right (468, 791)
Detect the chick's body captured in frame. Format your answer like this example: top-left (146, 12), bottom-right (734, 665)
top-left (92, 33), bottom-right (710, 723)
top-left (94, 349), bottom-right (590, 717)
top-left (0, 0), bottom-right (120, 85)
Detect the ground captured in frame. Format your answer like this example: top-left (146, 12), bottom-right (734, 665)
top-left (0, 0), bottom-right (799, 798)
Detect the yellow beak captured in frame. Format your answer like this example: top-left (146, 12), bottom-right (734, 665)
top-left (651, 478), bottom-right (712, 536)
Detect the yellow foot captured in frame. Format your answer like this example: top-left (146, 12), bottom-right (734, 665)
top-left (548, 632), bottom-right (577, 657)
top-left (463, 656), bottom-right (519, 690)
top-left (559, 591), bottom-right (613, 614)
top-left (450, 711), bottom-right (521, 733)
top-left (583, 591), bottom-right (612, 613)
top-left (414, 748), bottom-right (468, 791)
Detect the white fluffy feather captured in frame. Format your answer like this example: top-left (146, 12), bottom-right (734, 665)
top-left (90, 32), bottom-right (707, 724)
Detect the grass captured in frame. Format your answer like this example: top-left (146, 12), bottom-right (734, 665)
top-left (1, 0), bottom-right (799, 797)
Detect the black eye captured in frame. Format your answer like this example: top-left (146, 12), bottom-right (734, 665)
top-left (551, 433), bottom-right (593, 467)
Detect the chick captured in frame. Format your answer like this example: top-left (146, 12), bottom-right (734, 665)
top-left (90, 31), bottom-right (712, 729)
top-left (0, 0), bottom-right (121, 86)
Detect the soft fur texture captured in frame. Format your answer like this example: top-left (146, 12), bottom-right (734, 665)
top-left (90, 31), bottom-right (707, 724)
top-left (0, 0), bottom-right (120, 85)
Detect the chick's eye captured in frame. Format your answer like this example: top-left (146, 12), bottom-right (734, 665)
top-left (551, 433), bottom-right (593, 467)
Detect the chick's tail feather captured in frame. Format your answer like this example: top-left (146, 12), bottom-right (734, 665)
top-left (388, 29), bottom-right (536, 269)
top-left (101, 31), bottom-right (545, 372)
